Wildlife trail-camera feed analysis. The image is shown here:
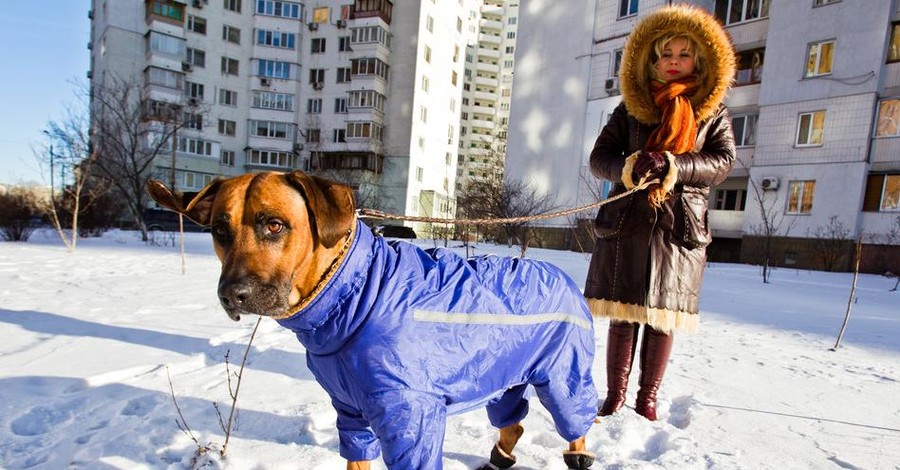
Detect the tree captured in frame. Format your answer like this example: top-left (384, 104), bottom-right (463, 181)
top-left (809, 215), bottom-right (852, 271)
top-left (89, 74), bottom-right (193, 241)
top-left (41, 85), bottom-right (110, 251)
top-left (746, 174), bottom-right (796, 283)
top-left (0, 186), bottom-right (44, 242)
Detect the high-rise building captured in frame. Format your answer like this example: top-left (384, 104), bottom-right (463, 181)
top-left (456, 0), bottom-right (519, 192)
top-left (506, 0), bottom-right (900, 272)
top-left (88, 0), bottom-right (492, 230)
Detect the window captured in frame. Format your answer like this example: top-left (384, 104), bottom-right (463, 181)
top-left (307, 98), bottom-right (322, 114)
top-left (350, 58), bottom-right (389, 80)
top-left (618, 0), bottom-right (638, 18)
top-left (183, 112), bottom-right (202, 130)
top-left (732, 114), bottom-right (759, 147)
top-left (814, 0), bottom-right (839, 5)
top-left (348, 90), bottom-right (386, 111)
top-left (714, 189), bottom-right (746, 211)
top-left (505, 46), bottom-right (515, 54)
top-left (889, 23), bottom-right (900, 63)
top-left (306, 129), bottom-right (321, 144)
top-left (735, 48), bottom-right (764, 85)
top-left (334, 98), bottom-right (348, 113)
top-left (309, 68), bottom-right (325, 84)
top-left (149, 0), bottom-right (184, 21)
top-left (451, 71), bottom-right (458, 86)
top-left (177, 136), bottom-right (212, 156)
top-left (148, 31), bottom-right (185, 57)
top-left (456, 17), bottom-right (462, 33)
top-left (221, 150), bottom-right (235, 166)
top-left (339, 36), bottom-right (352, 52)
top-left (346, 122), bottom-right (384, 141)
top-left (506, 31), bottom-right (516, 39)
top-left (218, 119), bottom-right (236, 136)
top-left (350, 26), bottom-right (392, 48)
top-left (185, 81), bottom-right (204, 99)
top-left (258, 59), bottom-right (291, 78)
top-left (875, 99), bottom-right (900, 137)
top-left (715, 0), bottom-right (769, 25)
top-left (224, 0), bottom-right (241, 13)
top-left (250, 120), bottom-right (292, 139)
top-left (182, 171), bottom-right (214, 189)
top-left (219, 89), bottom-right (238, 106)
top-left (421, 76), bottom-right (429, 92)
top-left (249, 150), bottom-right (296, 167)
top-left (419, 106), bottom-right (428, 123)
top-left (312, 38), bottom-right (326, 53)
top-left (416, 167), bottom-right (424, 182)
top-left (186, 47), bottom-right (205, 67)
top-left (805, 40), bottom-right (834, 77)
top-left (333, 129), bottom-right (346, 143)
top-left (187, 15), bottom-right (206, 35)
top-left (787, 180), bottom-right (815, 214)
top-left (223, 25), bottom-right (241, 44)
top-left (863, 174), bottom-right (900, 212)
top-left (253, 91), bottom-right (294, 111)
top-left (256, 29), bottom-right (296, 49)
top-left (256, 0), bottom-right (302, 19)
top-left (336, 67), bottom-right (352, 83)
top-left (796, 111), bottom-right (825, 146)
top-left (426, 16), bottom-right (434, 33)
top-left (221, 57), bottom-right (239, 75)
top-left (425, 46), bottom-right (431, 63)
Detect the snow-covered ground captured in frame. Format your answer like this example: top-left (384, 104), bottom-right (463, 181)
top-left (1, 229), bottom-right (897, 470)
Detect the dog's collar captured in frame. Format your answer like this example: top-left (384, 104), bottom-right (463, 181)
top-left (274, 219), bottom-right (357, 320)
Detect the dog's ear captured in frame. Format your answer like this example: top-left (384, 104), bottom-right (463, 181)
top-left (145, 178), bottom-right (222, 227)
top-left (288, 171), bottom-right (355, 248)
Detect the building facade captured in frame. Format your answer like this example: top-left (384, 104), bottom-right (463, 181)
top-left (89, 0), bottom-right (492, 230)
top-left (506, 0), bottom-right (900, 272)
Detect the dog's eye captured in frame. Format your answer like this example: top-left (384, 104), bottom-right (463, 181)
top-left (266, 219), bottom-right (285, 235)
top-left (211, 222), bottom-right (232, 242)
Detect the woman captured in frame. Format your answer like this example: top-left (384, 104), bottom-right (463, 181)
top-left (585, 5), bottom-right (737, 421)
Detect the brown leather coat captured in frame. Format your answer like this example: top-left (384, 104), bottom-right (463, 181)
top-left (584, 102), bottom-right (735, 333)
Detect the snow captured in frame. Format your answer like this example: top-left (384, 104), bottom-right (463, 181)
top-left (1, 229), bottom-right (898, 470)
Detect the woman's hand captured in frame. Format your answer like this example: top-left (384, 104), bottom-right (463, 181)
top-left (632, 151), bottom-right (669, 182)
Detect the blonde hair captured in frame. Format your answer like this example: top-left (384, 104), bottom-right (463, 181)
top-left (648, 34), bottom-right (704, 81)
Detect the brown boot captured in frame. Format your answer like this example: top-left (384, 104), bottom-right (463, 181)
top-left (635, 326), bottom-right (674, 421)
top-left (597, 321), bottom-right (639, 416)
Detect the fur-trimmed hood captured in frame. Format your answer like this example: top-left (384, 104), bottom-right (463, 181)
top-left (619, 4), bottom-right (736, 125)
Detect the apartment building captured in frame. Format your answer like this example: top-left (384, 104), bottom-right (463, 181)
top-left (506, 0), bottom-right (900, 272)
top-left (88, 0), bottom-right (482, 226)
top-left (456, 0), bottom-right (519, 192)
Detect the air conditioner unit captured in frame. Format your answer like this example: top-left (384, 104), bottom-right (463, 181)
top-left (312, 82), bottom-right (324, 90)
top-left (604, 77), bottom-right (620, 94)
top-left (181, 62), bottom-right (192, 72)
top-left (188, 97), bottom-right (199, 106)
top-left (336, 19), bottom-right (346, 28)
top-left (193, 0), bottom-right (203, 8)
top-left (308, 22), bottom-right (319, 31)
top-left (260, 77), bottom-right (271, 87)
top-left (293, 143), bottom-right (304, 153)
top-left (760, 176), bottom-right (780, 190)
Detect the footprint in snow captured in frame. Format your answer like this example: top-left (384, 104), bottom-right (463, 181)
top-left (10, 403), bottom-right (76, 436)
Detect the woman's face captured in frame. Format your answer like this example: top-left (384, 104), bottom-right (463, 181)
top-left (654, 38), bottom-right (696, 81)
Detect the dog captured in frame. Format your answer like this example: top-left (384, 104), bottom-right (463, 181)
top-left (147, 171), bottom-right (597, 470)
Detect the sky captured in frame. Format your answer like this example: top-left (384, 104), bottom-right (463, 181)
top-left (0, 1), bottom-right (91, 186)
top-left (1, 229), bottom-right (897, 469)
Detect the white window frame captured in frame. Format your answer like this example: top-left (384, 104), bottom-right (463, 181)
top-left (717, 0), bottom-right (770, 25)
top-left (732, 114), bottom-right (759, 147)
top-left (874, 99), bottom-right (900, 137)
top-left (805, 40), bottom-right (835, 78)
top-left (880, 175), bottom-right (900, 211)
top-left (796, 110), bottom-right (826, 147)
top-left (618, 0), bottom-right (638, 18)
top-left (787, 180), bottom-right (816, 215)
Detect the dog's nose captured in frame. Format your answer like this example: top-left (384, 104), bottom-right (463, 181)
top-left (219, 282), bottom-right (252, 310)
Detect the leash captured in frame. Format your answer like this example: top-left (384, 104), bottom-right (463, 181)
top-left (356, 177), bottom-right (659, 225)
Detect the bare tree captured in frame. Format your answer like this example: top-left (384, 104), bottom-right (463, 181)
top-left (809, 215), bottom-right (853, 271)
top-left (41, 86), bottom-right (109, 251)
top-left (89, 74), bottom-right (191, 241)
top-left (746, 174), bottom-right (796, 283)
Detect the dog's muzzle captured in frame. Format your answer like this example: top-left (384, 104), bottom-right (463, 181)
top-left (218, 277), bottom-right (288, 322)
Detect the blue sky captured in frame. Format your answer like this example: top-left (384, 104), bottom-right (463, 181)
top-left (0, 1), bottom-right (91, 185)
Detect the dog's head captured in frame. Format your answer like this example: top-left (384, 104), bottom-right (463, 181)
top-left (146, 171), bottom-right (355, 321)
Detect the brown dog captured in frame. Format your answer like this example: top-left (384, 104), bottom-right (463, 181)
top-left (147, 171), bottom-right (597, 470)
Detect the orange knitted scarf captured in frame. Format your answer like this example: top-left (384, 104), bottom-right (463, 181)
top-left (644, 76), bottom-right (699, 206)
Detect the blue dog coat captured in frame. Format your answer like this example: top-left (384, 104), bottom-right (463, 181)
top-left (277, 221), bottom-right (597, 469)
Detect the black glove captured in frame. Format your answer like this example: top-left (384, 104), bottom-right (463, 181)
top-left (632, 151), bottom-right (668, 182)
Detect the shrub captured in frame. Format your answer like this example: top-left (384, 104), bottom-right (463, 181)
top-left (0, 186), bottom-right (46, 242)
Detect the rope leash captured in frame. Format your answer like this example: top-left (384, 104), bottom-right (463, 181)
top-left (356, 177), bottom-right (659, 226)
